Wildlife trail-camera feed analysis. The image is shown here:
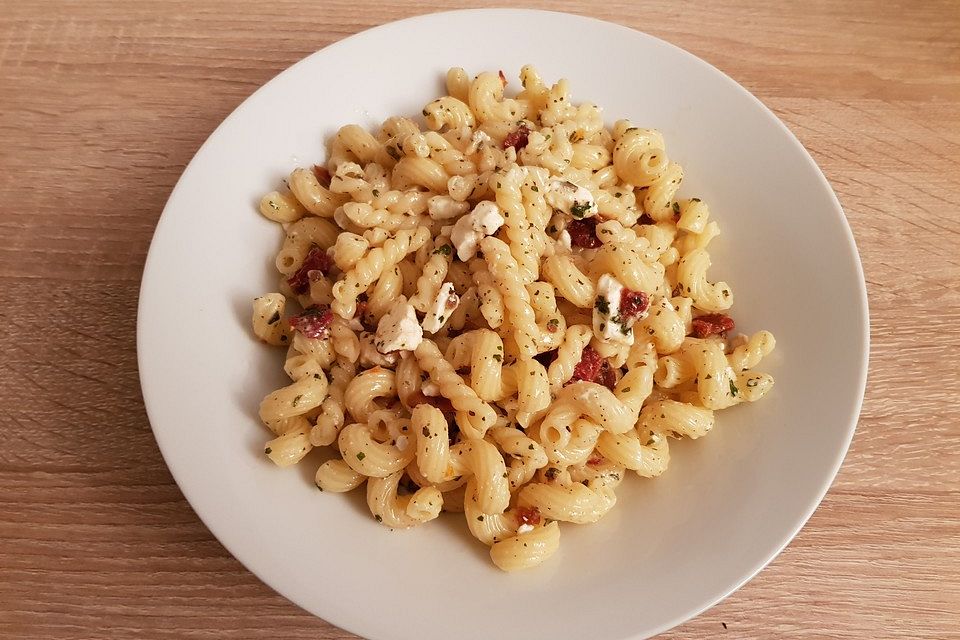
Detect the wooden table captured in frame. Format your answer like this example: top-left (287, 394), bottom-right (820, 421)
top-left (2, 1), bottom-right (958, 638)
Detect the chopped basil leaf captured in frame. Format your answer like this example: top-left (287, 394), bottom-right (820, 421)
top-left (570, 201), bottom-right (591, 219)
top-left (595, 296), bottom-right (610, 315)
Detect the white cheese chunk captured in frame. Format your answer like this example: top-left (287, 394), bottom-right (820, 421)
top-left (359, 331), bottom-right (398, 367)
top-left (517, 524), bottom-right (535, 535)
top-left (557, 229), bottom-right (573, 252)
top-left (394, 435), bottom-right (410, 451)
top-left (450, 200), bottom-right (505, 261)
top-left (465, 129), bottom-right (492, 154)
top-left (421, 282), bottom-right (460, 334)
top-left (375, 298), bottom-right (423, 353)
top-left (422, 380), bottom-right (440, 397)
top-left (428, 195), bottom-right (470, 221)
top-left (545, 179), bottom-right (598, 219)
top-left (592, 273), bottom-right (634, 346)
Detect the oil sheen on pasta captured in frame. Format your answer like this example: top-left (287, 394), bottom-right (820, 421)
top-left (251, 66), bottom-right (777, 572)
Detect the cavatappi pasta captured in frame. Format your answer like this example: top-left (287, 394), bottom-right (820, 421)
top-left (251, 66), bottom-right (777, 572)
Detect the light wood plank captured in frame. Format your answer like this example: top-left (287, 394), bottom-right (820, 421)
top-left (1, 1), bottom-right (958, 638)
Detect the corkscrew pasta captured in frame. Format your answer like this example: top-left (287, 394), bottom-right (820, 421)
top-left (250, 66), bottom-right (777, 572)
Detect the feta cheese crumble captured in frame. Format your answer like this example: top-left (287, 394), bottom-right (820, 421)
top-left (421, 282), bottom-right (460, 333)
top-left (450, 201), bottom-right (505, 261)
top-left (545, 179), bottom-right (598, 219)
top-left (593, 274), bottom-right (634, 346)
top-left (375, 297), bottom-right (423, 353)
top-left (465, 129), bottom-right (491, 154)
top-left (428, 195), bottom-right (470, 220)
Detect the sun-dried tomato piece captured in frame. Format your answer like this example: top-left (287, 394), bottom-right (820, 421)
top-left (286, 246), bottom-right (333, 294)
top-left (565, 218), bottom-right (602, 248)
top-left (619, 289), bottom-right (649, 320)
top-left (691, 313), bottom-right (735, 339)
top-left (597, 361), bottom-right (618, 390)
top-left (569, 346), bottom-right (603, 384)
top-left (312, 165), bottom-right (331, 188)
top-left (289, 306), bottom-right (334, 339)
top-left (567, 346), bottom-right (618, 390)
top-left (516, 506), bottom-right (541, 526)
top-left (502, 124), bottom-right (530, 151)
top-left (638, 213), bottom-right (655, 225)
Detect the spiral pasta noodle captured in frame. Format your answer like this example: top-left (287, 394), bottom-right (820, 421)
top-left (249, 65), bottom-right (778, 571)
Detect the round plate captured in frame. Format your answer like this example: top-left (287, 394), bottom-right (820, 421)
top-left (138, 9), bottom-right (868, 640)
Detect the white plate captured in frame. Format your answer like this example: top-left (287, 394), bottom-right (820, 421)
top-left (138, 9), bottom-right (868, 640)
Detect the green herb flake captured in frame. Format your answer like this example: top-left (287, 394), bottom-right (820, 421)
top-left (292, 394), bottom-right (302, 407)
top-left (477, 515), bottom-right (484, 522)
top-left (595, 296), bottom-right (610, 315)
top-left (570, 201), bottom-right (591, 219)
top-left (264, 447), bottom-right (272, 454)
top-left (672, 201), bottom-right (681, 215)
top-left (375, 514), bottom-right (383, 522)
top-left (433, 244), bottom-right (452, 255)
top-left (729, 380), bottom-right (739, 397)
top-left (422, 426), bottom-right (430, 437)
top-left (267, 310), bottom-right (281, 324)
top-left (493, 354), bottom-right (502, 362)
top-left (356, 452), bottom-right (366, 461)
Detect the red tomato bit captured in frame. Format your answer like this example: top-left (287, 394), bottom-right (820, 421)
top-left (570, 345), bottom-right (602, 384)
top-left (568, 346), bottom-right (618, 390)
top-left (286, 246), bottom-right (333, 294)
top-left (516, 506), bottom-right (541, 526)
top-left (619, 289), bottom-right (649, 320)
top-left (691, 313), bottom-right (735, 338)
top-left (565, 218), bottom-right (602, 248)
top-left (502, 124), bottom-right (530, 151)
top-left (597, 361), bottom-right (618, 390)
top-left (289, 306), bottom-right (334, 339)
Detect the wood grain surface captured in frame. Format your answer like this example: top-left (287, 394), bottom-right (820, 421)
top-left (1, 1), bottom-right (958, 638)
